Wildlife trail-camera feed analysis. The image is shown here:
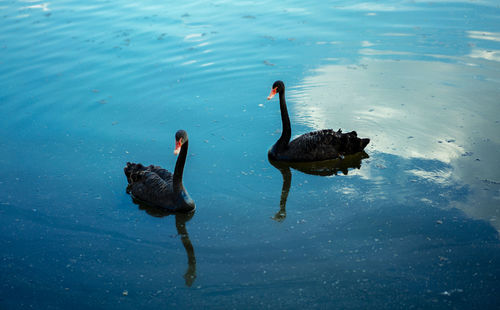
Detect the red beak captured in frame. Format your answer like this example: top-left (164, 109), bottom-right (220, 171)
top-left (267, 87), bottom-right (278, 100)
top-left (174, 140), bottom-right (182, 155)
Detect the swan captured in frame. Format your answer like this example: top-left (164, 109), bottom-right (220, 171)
top-left (267, 80), bottom-right (370, 162)
top-left (124, 130), bottom-right (195, 212)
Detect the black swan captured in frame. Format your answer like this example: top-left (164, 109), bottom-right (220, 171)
top-left (124, 130), bottom-right (195, 213)
top-left (266, 80), bottom-right (370, 162)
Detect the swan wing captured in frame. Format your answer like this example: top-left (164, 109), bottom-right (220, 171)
top-left (288, 129), bottom-right (369, 161)
top-left (144, 164), bottom-right (173, 181)
top-left (126, 170), bottom-right (174, 205)
top-left (125, 162), bottom-right (173, 183)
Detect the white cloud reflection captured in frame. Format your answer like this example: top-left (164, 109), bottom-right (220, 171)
top-left (337, 0), bottom-right (499, 11)
top-left (407, 169), bottom-right (453, 185)
top-left (361, 41), bottom-right (375, 47)
top-left (469, 49), bottom-right (500, 62)
top-left (25, 3), bottom-right (49, 11)
top-left (467, 31), bottom-right (500, 42)
top-left (336, 3), bottom-right (418, 12)
top-left (20, 0), bottom-right (49, 11)
top-left (359, 48), bottom-right (414, 56)
top-left (290, 58), bottom-right (500, 230)
top-left (290, 60), bottom-right (472, 163)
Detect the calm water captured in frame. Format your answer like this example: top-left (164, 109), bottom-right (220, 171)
top-left (1, 0), bottom-right (500, 309)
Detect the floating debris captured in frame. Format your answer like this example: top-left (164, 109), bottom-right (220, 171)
top-left (441, 288), bottom-right (463, 296)
top-left (482, 179), bottom-right (500, 185)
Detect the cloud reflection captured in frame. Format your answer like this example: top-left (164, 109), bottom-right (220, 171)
top-left (21, 2), bottom-right (49, 11)
top-left (336, 3), bottom-right (418, 12)
top-left (359, 48), bottom-right (415, 56)
top-left (289, 58), bottom-right (500, 230)
top-left (468, 49), bottom-right (500, 62)
top-left (467, 31), bottom-right (500, 42)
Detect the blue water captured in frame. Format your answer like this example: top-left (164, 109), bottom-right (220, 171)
top-left (1, 0), bottom-right (500, 309)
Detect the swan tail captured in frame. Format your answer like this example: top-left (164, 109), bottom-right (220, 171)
top-left (124, 162), bottom-right (148, 183)
top-left (339, 130), bottom-right (370, 154)
top-left (360, 138), bottom-right (370, 150)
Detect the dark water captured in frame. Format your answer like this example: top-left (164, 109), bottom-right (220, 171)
top-left (1, 0), bottom-right (500, 309)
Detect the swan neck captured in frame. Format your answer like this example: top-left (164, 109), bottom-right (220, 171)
top-left (278, 91), bottom-right (291, 146)
top-left (173, 140), bottom-right (188, 192)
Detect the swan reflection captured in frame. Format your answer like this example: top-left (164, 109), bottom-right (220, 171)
top-left (269, 151), bottom-right (369, 222)
top-left (132, 198), bottom-right (197, 287)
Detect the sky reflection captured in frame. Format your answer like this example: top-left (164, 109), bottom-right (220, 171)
top-left (290, 57), bottom-right (500, 230)
top-left (1, 0), bottom-right (500, 308)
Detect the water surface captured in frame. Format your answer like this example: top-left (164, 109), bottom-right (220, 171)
top-left (1, 0), bottom-right (500, 309)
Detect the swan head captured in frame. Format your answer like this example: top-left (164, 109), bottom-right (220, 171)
top-left (174, 130), bottom-right (188, 155)
top-left (267, 80), bottom-right (285, 100)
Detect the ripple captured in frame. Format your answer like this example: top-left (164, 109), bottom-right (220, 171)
top-left (1, 0), bottom-right (500, 307)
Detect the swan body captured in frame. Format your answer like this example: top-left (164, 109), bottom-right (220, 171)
top-left (267, 80), bottom-right (370, 162)
top-left (124, 130), bottom-right (195, 213)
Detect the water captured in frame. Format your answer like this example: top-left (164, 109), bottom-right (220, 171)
top-left (1, 0), bottom-right (500, 309)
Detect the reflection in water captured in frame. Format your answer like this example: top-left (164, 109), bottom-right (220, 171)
top-left (270, 164), bottom-right (291, 222)
top-left (132, 198), bottom-right (197, 287)
top-left (269, 152), bottom-right (369, 221)
top-left (291, 60), bottom-right (500, 230)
